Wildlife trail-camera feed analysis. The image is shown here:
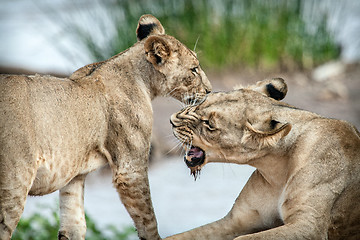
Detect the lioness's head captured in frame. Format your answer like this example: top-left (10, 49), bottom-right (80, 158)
top-left (137, 14), bottom-right (212, 103)
top-left (170, 78), bottom-right (291, 178)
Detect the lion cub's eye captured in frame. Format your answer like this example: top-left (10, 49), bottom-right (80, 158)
top-left (191, 67), bottom-right (199, 75)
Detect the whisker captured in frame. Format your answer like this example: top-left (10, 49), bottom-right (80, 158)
top-left (168, 91), bottom-right (185, 108)
top-left (165, 134), bottom-right (176, 139)
top-left (192, 91), bottom-right (199, 106)
top-left (189, 92), bottom-right (195, 106)
top-left (166, 141), bottom-right (183, 155)
top-left (166, 86), bottom-right (180, 98)
top-left (167, 138), bottom-right (181, 149)
top-left (167, 87), bottom-right (188, 108)
top-left (188, 91), bottom-right (192, 106)
top-left (185, 141), bottom-right (192, 156)
top-left (193, 35), bottom-right (200, 52)
top-left (181, 92), bottom-right (186, 106)
top-left (177, 140), bottom-right (186, 156)
top-left (185, 92), bottom-right (191, 106)
top-left (191, 94), bottom-right (195, 106)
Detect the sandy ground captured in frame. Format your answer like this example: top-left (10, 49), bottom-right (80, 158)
top-left (23, 66), bottom-right (359, 238)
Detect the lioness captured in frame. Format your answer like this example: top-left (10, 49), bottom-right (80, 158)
top-left (0, 14), bottom-right (211, 240)
top-left (168, 79), bottom-right (360, 240)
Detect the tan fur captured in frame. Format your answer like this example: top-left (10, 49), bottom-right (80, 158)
top-left (167, 79), bottom-right (360, 240)
top-left (0, 14), bottom-right (211, 240)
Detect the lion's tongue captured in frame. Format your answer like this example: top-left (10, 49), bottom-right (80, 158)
top-left (187, 146), bottom-right (204, 159)
top-left (185, 146), bottom-right (205, 180)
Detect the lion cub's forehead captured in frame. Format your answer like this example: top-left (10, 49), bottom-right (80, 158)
top-left (164, 36), bottom-right (199, 63)
top-left (179, 47), bottom-right (199, 64)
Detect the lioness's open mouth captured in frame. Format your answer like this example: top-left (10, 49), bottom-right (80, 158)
top-left (184, 146), bottom-right (205, 179)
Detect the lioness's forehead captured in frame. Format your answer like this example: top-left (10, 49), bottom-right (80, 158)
top-left (187, 91), bottom-right (243, 116)
top-left (202, 91), bottom-right (244, 106)
top-left (193, 90), bottom-right (271, 116)
top-left (203, 89), bottom-right (271, 106)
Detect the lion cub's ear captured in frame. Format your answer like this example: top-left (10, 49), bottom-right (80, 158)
top-left (242, 119), bottom-right (291, 149)
top-left (136, 14), bottom-right (165, 41)
top-left (144, 36), bottom-right (171, 68)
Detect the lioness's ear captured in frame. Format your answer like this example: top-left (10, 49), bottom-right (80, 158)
top-left (136, 14), bottom-right (165, 41)
top-left (242, 119), bottom-right (291, 149)
top-left (264, 78), bottom-right (288, 100)
top-left (244, 78), bottom-right (288, 100)
top-left (144, 36), bottom-right (171, 67)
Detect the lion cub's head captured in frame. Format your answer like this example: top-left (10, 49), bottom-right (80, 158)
top-left (137, 14), bottom-right (212, 103)
top-left (170, 78), bottom-right (291, 178)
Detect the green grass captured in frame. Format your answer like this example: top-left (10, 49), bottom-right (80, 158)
top-left (48, 0), bottom-right (339, 71)
top-left (12, 203), bottom-right (136, 240)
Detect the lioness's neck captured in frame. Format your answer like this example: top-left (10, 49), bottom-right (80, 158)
top-left (249, 154), bottom-right (290, 187)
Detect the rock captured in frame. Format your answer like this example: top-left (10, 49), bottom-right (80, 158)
top-left (312, 61), bottom-right (346, 82)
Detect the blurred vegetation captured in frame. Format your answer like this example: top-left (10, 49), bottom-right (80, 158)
top-left (12, 204), bottom-right (136, 240)
top-left (51, 0), bottom-right (339, 71)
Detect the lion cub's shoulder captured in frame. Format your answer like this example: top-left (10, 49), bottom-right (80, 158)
top-left (69, 61), bottom-right (106, 80)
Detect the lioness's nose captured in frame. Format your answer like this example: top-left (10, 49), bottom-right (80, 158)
top-left (170, 119), bottom-right (175, 127)
top-left (170, 114), bottom-right (178, 127)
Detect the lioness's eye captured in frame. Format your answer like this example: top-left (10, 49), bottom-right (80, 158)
top-left (202, 119), bottom-right (216, 131)
top-left (203, 120), bottom-right (210, 126)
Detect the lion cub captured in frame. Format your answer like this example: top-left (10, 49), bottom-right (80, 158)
top-left (0, 15), bottom-right (211, 240)
top-left (168, 78), bottom-right (360, 240)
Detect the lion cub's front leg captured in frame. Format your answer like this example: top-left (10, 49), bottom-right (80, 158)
top-left (111, 151), bottom-right (160, 240)
top-left (58, 175), bottom-right (87, 240)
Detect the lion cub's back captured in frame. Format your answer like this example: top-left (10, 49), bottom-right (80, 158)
top-left (0, 74), bottom-right (73, 129)
top-left (0, 75), bottom-right (39, 163)
top-left (0, 74), bottom-right (107, 159)
top-left (0, 74), bottom-right (36, 129)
